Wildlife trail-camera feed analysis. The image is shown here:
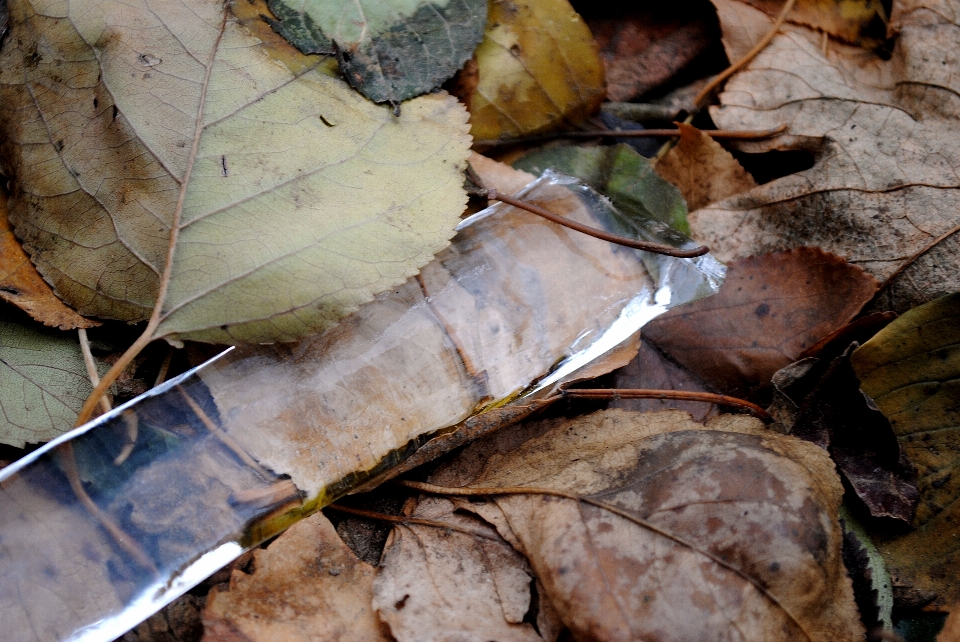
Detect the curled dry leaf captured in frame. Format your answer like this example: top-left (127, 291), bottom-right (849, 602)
top-left (693, 0), bottom-right (960, 314)
top-left (0, 313), bottom-right (94, 446)
top-left (374, 496), bottom-right (549, 642)
top-left (0, 189), bottom-right (95, 330)
top-left (203, 511), bottom-right (389, 642)
top-left (852, 293), bottom-right (960, 607)
top-left (642, 247), bottom-right (878, 398)
top-left (736, 0), bottom-right (888, 46)
top-left (430, 409), bottom-right (864, 642)
top-left (264, 0), bottom-right (487, 104)
top-left (0, 0), bottom-right (471, 343)
top-left (450, 0), bottom-right (606, 142)
top-left (654, 122), bottom-right (758, 212)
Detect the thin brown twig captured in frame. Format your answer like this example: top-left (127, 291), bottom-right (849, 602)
top-left (78, 328), bottom-right (111, 416)
top-left (327, 503), bottom-right (502, 541)
top-left (74, 11), bottom-right (229, 428)
top-left (154, 347), bottom-right (174, 387)
top-left (487, 190), bottom-right (710, 258)
top-left (396, 479), bottom-right (811, 639)
top-left (694, 0), bottom-right (798, 107)
top-left (562, 388), bottom-right (772, 422)
top-left (546, 125), bottom-right (788, 140)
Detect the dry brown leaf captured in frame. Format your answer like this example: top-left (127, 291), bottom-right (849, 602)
top-left (373, 495), bottom-right (550, 642)
top-left (430, 409), bottom-right (864, 642)
top-left (0, 189), bottom-right (95, 330)
top-left (655, 122), bottom-right (758, 212)
top-left (641, 247), bottom-right (877, 398)
top-left (940, 604), bottom-right (960, 642)
top-left (589, 8), bottom-right (718, 102)
top-left (202, 511), bottom-right (389, 642)
top-left (692, 0), bottom-right (960, 314)
top-left (738, 0), bottom-right (888, 46)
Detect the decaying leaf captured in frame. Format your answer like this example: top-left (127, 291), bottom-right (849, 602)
top-left (589, 6), bottom-right (720, 103)
top-left (642, 247), bottom-right (877, 398)
top-left (691, 0), bottom-right (960, 314)
top-left (451, 0), bottom-right (606, 142)
top-left (203, 511), bottom-right (389, 642)
top-left (264, 0), bottom-right (487, 104)
top-left (374, 496), bottom-right (549, 642)
top-left (513, 143), bottom-right (690, 233)
top-left (0, 188), bottom-right (95, 330)
top-left (0, 0), bottom-right (471, 343)
top-left (429, 409), bottom-right (864, 641)
top-left (0, 312), bottom-right (95, 447)
top-left (852, 293), bottom-right (960, 608)
top-left (655, 122), bottom-right (758, 212)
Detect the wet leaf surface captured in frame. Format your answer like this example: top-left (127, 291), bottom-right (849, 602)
top-left (265, 0), bottom-right (487, 104)
top-left (692, 0), bottom-right (960, 314)
top-left (450, 0), bottom-right (605, 141)
top-left (852, 293), bottom-right (960, 608)
top-left (512, 143), bottom-right (690, 233)
top-left (642, 248), bottom-right (877, 398)
top-left (0, 0), bottom-right (471, 343)
top-left (203, 511), bottom-right (389, 642)
top-left (429, 409), bottom-right (864, 642)
top-left (0, 188), bottom-right (95, 330)
top-left (655, 122), bottom-right (758, 212)
top-left (373, 496), bottom-right (549, 642)
top-left (0, 311), bottom-right (95, 446)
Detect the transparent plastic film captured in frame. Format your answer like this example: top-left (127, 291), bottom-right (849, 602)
top-left (0, 172), bottom-right (723, 642)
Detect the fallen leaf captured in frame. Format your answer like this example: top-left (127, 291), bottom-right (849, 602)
top-left (0, 0), bottom-right (471, 343)
top-left (839, 506), bottom-right (895, 634)
top-left (610, 339), bottom-right (721, 423)
top-left (691, 0), bottom-right (960, 314)
top-left (852, 292), bottom-right (960, 608)
top-left (203, 511), bottom-right (389, 642)
top-left (738, 0), bottom-right (888, 46)
top-left (264, 0), bottom-right (487, 104)
top-left (588, 6), bottom-right (719, 102)
top-left (430, 409), bottom-right (864, 642)
top-left (940, 604), bottom-right (960, 642)
top-left (0, 188), bottom-right (95, 330)
top-left (450, 0), bottom-right (606, 142)
top-left (0, 312), bottom-right (95, 447)
top-left (373, 495), bottom-right (548, 642)
top-left (642, 247), bottom-right (877, 398)
top-left (655, 122), bottom-right (758, 212)
top-left (512, 143), bottom-right (690, 233)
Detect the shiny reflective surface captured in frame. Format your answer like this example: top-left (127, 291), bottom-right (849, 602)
top-left (0, 172), bottom-right (723, 642)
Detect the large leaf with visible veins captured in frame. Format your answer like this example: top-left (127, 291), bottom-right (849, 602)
top-left (266, 0), bottom-right (487, 104)
top-left (0, 0), bottom-right (471, 343)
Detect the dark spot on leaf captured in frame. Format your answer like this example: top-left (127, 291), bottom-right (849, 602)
top-left (395, 594), bottom-right (409, 610)
top-left (755, 303), bottom-right (770, 318)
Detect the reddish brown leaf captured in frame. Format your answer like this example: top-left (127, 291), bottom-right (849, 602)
top-left (0, 190), bottom-right (95, 330)
top-left (642, 248), bottom-right (878, 398)
top-left (655, 123), bottom-right (758, 212)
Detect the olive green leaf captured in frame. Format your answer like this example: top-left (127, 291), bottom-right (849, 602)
top-left (0, 314), bottom-right (93, 447)
top-left (852, 292), bottom-right (960, 607)
top-left (0, 0), bottom-right (471, 344)
top-left (266, 0), bottom-right (487, 104)
top-left (513, 144), bottom-right (690, 234)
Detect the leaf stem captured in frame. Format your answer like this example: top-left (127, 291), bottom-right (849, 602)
top-left (562, 388), bottom-right (772, 422)
top-left (486, 190), bottom-right (709, 258)
top-left (78, 328), bottom-right (111, 415)
top-left (327, 503), bottom-right (502, 541)
top-left (74, 11), bottom-right (229, 428)
top-left (694, 0), bottom-right (798, 107)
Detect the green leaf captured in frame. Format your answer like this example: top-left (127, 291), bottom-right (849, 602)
top-left (513, 144), bottom-right (691, 235)
top-left (265, 0), bottom-right (487, 104)
top-left (851, 292), bottom-right (960, 607)
top-left (0, 0), bottom-right (472, 344)
top-left (0, 313), bottom-right (92, 447)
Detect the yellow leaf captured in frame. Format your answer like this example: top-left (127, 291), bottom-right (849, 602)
top-left (452, 0), bottom-right (606, 142)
